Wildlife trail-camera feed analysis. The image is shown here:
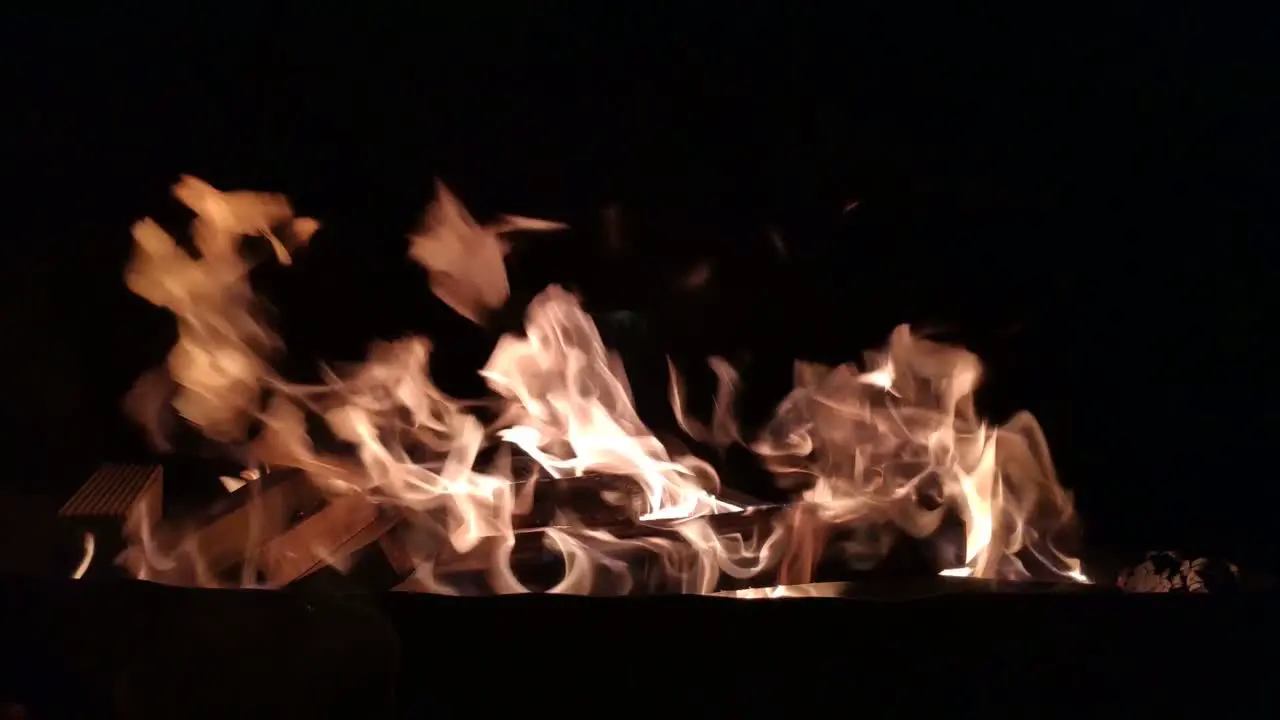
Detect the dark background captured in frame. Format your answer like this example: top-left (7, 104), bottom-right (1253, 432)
top-left (3, 8), bottom-right (1275, 566)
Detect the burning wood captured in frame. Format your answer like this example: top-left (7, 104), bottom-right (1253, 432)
top-left (383, 501), bottom-right (965, 596)
top-left (59, 464), bottom-right (164, 521)
top-left (110, 174), bottom-right (1090, 595)
top-left (511, 472), bottom-right (647, 529)
top-left (133, 468), bottom-right (650, 589)
top-left (259, 493), bottom-right (398, 585)
top-left (132, 469), bottom-right (326, 585)
top-left (296, 473), bottom-right (650, 592)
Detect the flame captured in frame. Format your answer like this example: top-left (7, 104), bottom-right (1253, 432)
top-left (750, 327), bottom-right (1084, 580)
top-left (482, 286), bottom-right (735, 520)
top-left (409, 180), bottom-right (566, 324)
top-left (118, 175), bottom-right (1086, 594)
top-left (72, 532), bottom-right (95, 579)
top-left (123, 176), bottom-right (318, 447)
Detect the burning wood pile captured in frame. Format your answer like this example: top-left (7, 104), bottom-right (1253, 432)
top-left (71, 175), bottom-right (1093, 596)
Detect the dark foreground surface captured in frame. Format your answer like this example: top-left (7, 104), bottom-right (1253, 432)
top-left (1, 574), bottom-right (1274, 718)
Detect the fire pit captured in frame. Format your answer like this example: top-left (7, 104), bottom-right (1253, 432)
top-left (5, 175), bottom-right (1271, 716)
top-left (1, 569), bottom-right (1272, 717)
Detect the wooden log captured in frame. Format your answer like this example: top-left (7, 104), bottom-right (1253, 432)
top-left (285, 534), bottom-right (418, 595)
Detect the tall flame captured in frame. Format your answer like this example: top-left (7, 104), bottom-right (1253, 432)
top-left (119, 175), bottom-right (1085, 593)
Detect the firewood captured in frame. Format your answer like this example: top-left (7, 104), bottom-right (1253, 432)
top-left (258, 494), bottom-right (400, 586)
top-left (407, 505), bottom-right (797, 594)
top-left (285, 534), bottom-right (418, 595)
top-left (375, 472), bottom-right (652, 579)
top-left (153, 468), bottom-right (326, 581)
top-left (281, 472), bottom-right (648, 592)
top-left (272, 474), bottom-right (959, 595)
top-left (414, 503), bottom-right (965, 595)
top-left (511, 472), bottom-right (647, 530)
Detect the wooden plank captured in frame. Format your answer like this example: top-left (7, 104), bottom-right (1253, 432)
top-left (59, 463), bottom-right (163, 520)
top-left (259, 494), bottom-right (399, 586)
top-left (149, 469), bottom-right (326, 582)
top-left (56, 464), bottom-right (165, 580)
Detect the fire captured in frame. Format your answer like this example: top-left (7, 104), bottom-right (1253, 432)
top-left (72, 532), bottom-right (95, 579)
top-left (117, 175), bottom-right (1086, 594)
top-left (749, 328), bottom-right (1084, 580)
top-left (481, 285), bottom-right (736, 520)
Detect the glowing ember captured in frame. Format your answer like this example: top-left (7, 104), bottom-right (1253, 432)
top-left (117, 175), bottom-right (1087, 594)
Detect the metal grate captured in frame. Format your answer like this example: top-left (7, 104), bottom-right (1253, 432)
top-left (58, 464), bottom-right (163, 518)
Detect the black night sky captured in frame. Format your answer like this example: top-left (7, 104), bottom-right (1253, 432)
top-left (4, 7), bottom-right (1276, 566)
